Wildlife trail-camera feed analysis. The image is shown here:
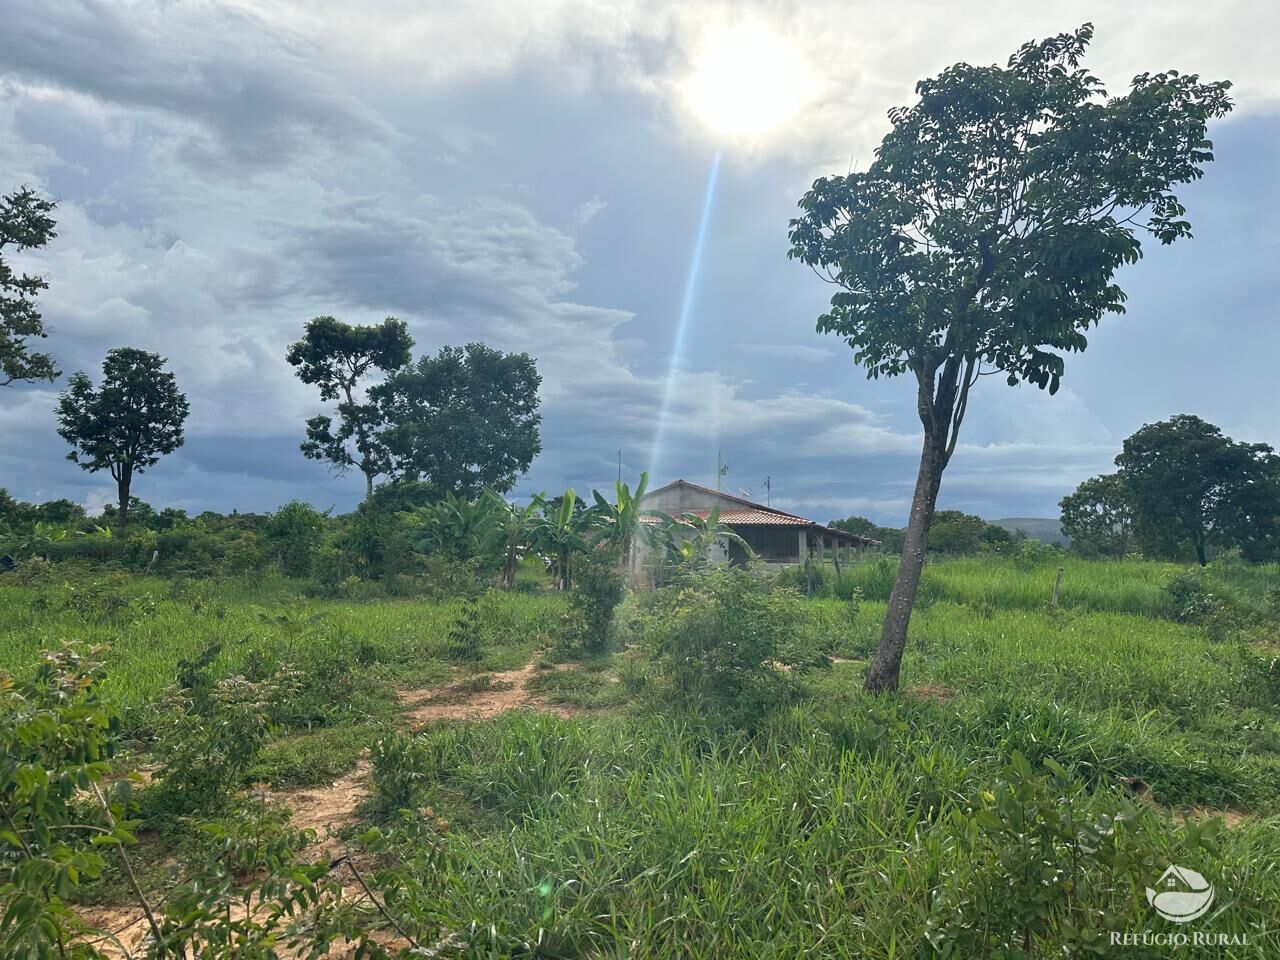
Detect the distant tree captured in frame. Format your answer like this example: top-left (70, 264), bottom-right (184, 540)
top-left (1116, 415), bottom-right (1280, 565)
top-left (1059, 473), bottom-right (1132, 558)
top-left (0, 488), bottom-right (35, 535)
top-left (264, 500), bottom-right (330, 577)
top-left (373, 343), bottom-right (542, 498)
top-left (1, 187), bottom-right (59, 390)
top-left (32, 499), bottom-right (87, 530)
top-left (56, 349), bottom-right (189, 531)
top-left (927, 510), bottom-right (1008, 555)
top-left (829, 515), bottom-right (904, 553)
top-left (788, 25), bottom-right (1231, 691)
top-left (287, 316), bottom-right (414, 501)
top-left (100, 497), bottom-right (157, 530)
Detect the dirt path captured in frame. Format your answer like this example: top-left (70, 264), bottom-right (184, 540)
top-left (77, 659), bottom-right (568, 957)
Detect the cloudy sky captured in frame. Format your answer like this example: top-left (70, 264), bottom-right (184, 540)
top-left (1, 1), bottom-right (1277, 525)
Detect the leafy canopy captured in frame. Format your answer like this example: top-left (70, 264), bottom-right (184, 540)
top-left (1, 186), bottom-right (59, 389)
top-left (1116, 414), bottom-right (1280, 564)
top-left (788, 24), bottom-right (1232, 401)
top-left (373, 342), bottom-right (542, 498)
top-left (1059, 472), bottom-right (1132, 558)
top-left (56, 348), bottom-right (189, 479)
top-left (287, 316), bottom-right (413, 494)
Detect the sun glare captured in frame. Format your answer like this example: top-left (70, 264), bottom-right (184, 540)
top-left (682, 23), bottom-right (812, 139)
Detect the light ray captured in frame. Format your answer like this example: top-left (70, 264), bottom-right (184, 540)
top-left (648, 151), bottom-right (722, 482)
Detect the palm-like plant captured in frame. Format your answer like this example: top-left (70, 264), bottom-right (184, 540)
top-left (18, 521), bottom-right (68, 560)
top-left (588, 472), bottom-right (658, 572)
top-left (414, 492), bottom-right (501, 566)
top-left (532, 489), bottom-right (587, 590)
top-left (658, 506), bottom-right (754, 570)
top-left (485, 489), bottom-right (543, 590)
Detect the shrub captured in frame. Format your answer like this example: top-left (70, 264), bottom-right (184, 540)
top-left (567, 549), bottom-right (627, 653)
top-left (1163, 569), bottom-right (1218, 623)
top-left (0, 646), bottom-right (135, 959)
top-left (264, 500), bottom-right (329, 578)
top-left (146, 671), bottom-right (290, 818)
top-left (925, 753), bottom-right (1220, 958)
top-left (637, 569), bottom-right (822, 729)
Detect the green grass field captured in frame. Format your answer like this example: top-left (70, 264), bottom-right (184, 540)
top-left (2, 555), bottom-right (1278, 957)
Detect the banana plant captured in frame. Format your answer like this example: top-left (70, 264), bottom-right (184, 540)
top-left (652, 506), bottom-right (754, 573)
top-left (18, 521), bottom-right (68, 560)
top-left (588, 472), bottom-right (657, 572)
top-left (484, 489), bottom-right (543, 590)
top-left (532, 489), bottom-right (587, 590)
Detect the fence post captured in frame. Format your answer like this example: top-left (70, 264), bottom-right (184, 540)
top-left (1051, 566), bottom-right (1064, 607)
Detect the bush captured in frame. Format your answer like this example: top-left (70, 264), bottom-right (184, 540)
top-left (636, 569), bottom-right (822, 729)
top-left (567, 549), bottom-right (626, 654)
top-left (264, 500), bottom-right (329, 578)
top-left (925, 753), bottom-right (1220, 958)
top-left (1164, 569), bottom-right (1218, 623)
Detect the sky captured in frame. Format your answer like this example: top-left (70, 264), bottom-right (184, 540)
top-left (1, 0), bottom-right (1277, 526)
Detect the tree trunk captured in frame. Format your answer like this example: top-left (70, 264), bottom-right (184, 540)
top-left (864, 437), bottom-right (945, 693)
top-left (1194, 529), bottom-right (1207, 566)
top-left (364, 469), bottom-right (374, 502)
top-left (116, 467), bottom-right (132, 532)
top-left (504, 546), bottom-right (517, 590)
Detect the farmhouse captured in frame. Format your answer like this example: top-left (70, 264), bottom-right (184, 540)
top-left (637, 479), bottom-right (878, 570)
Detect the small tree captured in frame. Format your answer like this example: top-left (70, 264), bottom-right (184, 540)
top-left (788, 25), bottom-right (1231, 691)
top-left (56, 349), bottom-right (189, 531)
top-left (1059, 473), bottom-right (1132, 558)
top-left (287, 315), bottom-right (413, 501)
top-left (1, 186), bottom-right (59, 391)
top-left (373, 343), bottom-right (542, 497)
top-left (1116, 415), bottom-right (1280, 565)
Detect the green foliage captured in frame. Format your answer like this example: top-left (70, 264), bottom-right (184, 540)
top-left (413, 491), bottom-right (501, 569)
top-left (789, 24), bottom-right (1232, 691)
top-left (1163, 569), bottom-right (1219, 624)
top-left (634, 569), bottom-right (822, 729)
top-left (829, 515), bottom-right (903, 553)
top-left (1118, 414), bottom-right (1280, 565)
top-left (288, 314), bottom-right (414, 499)
top-left (566, 548), bottom-right (627, 654)
top-left (0, 186), bottom-right (59, 389)
top-left (587, 472), bottom-right (653, 571)
top-left (444, 597), bottom-right (484, 662)
top-left (925, 753), bottom-right (1213, 958)
top-left (1061, 472), bottom-right (1133, 558)
top-left (55, 348), bottom-right (189, 531)
top-left (373, 342), bottom-right (543, 497)
top-left (146, 670), bottom-right (289, 818)
top-left (263, 500), bottom-right (329, 577)
top-left (0, 645), bottom-right (127, 960)
top-left (928, 510), bottom-right (1011, 556)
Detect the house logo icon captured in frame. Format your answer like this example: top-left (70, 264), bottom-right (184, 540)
top-left (1146, 865), bottom-right (1215, 922)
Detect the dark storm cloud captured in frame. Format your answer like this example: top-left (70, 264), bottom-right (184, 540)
top-left (0, 0), bottom-right (392, 169)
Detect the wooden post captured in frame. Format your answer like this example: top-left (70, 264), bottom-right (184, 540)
top-left (833, 536), bottom-right (842, 575)
top-left (1051, 566), bottom-right (1064, 607)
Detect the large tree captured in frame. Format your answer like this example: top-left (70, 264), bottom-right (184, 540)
top-left (286, 316), bottom-right (413, 500)
top-left (1, 187), bottom-right (59, 390)
top-left (788, 25), bottom-right (1231, 692)
top-left (1059, 472), bottom-right (1132, 558)
top-left (372, 343), bottom-right (542, 498)
top-left (1116, 415), bottom-right (1280, 565)
top-left (56, 349), bottom-right (189, 531)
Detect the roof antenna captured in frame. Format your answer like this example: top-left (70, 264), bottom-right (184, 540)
top-left (762, 475), bottom-right (771, 506)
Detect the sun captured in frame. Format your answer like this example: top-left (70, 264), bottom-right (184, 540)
top-left (681, 23), bottom-right (813, 139)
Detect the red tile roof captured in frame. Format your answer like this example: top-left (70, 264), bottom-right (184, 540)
top-left (642, 480), bottom-right (880, 545)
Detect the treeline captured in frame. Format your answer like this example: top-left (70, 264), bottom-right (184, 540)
top-left (1061, 415), bottom-right (1280, 565)
top-left (829, 511), bottom-right (1037, 558)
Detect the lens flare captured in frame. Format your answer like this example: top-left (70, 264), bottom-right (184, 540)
top-left (648, 151), bottom-right (722, 481)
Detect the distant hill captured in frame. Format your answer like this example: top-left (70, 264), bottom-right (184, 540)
top-left (991, 517), bottom-right (1069, 546)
